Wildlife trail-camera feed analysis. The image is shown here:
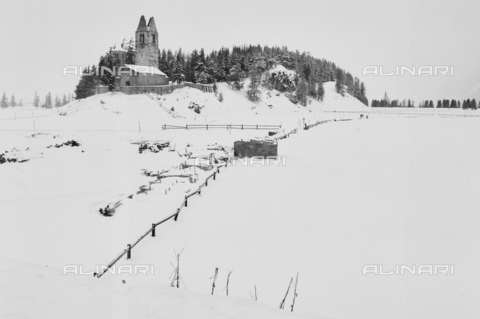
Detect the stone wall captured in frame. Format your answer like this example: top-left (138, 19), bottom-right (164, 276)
top-left (97, 86), bottom-right (109, 94)
top-left (120, 74), bottom-right (168, 87)
top-left (97, 82), bottom-right (214, 96)
top-left (234, 140), bottom-right (278, 158)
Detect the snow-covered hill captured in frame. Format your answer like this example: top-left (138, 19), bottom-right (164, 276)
top-left (4, 81), bottom-right (480, 319)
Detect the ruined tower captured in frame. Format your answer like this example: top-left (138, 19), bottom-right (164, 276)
top-left (135, 16), bottom-right (159, 68)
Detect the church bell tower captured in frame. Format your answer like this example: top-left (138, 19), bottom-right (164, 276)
top-left (135, 16), bottom-right (159, 68)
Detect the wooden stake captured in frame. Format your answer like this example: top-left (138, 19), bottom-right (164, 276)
top-left (290, 272), bottom-right (299, 312)
top-left (249, 285), bottom-right (258, 301)
top-left (279, 278), bottom-right (293, 309)
top-left (225, 270), bottom-right (233, 296)
top-left (211, 267), bottom-right (218, 295)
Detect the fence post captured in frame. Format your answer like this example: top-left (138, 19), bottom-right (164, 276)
top-left (241, 124), bottom-right (243, 130)
top-left (127, 244), bottom-right (131, 259)
top-left (152, 224), bottom-right (156, 237)
top-left (213, 173), bottom-right (216, 180)
top-left (185, 196), bottom-right (188, 207)
top-left (256, 124), bottom-right (258, 130)
top-left (205, 179), bottom-right (208, 186)
top-left (186, 124), bottom-right (188, 130)
top-left (174, 208), bottom-right (180, 221)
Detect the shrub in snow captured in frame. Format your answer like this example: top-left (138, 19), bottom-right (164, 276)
top-left (47, 140), bottom-right (81, 148)
top-left (0, 153), bottom-right (17, 164)
top-left (218, 92), bottom-right (224, 102)
top-left (138, 141), bottom-right (170, 154)
top-left (188, 102), bottom-right (203, 114)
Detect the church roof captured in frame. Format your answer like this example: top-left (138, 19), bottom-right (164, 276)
top-left (112, 46), bottom-right (127, 52)
top-left (136, 15), bottom-right (148, 32)
top-left (147, 17), bottom-right (157, 32)
top-left (124, 64), bottom-right (167, 76)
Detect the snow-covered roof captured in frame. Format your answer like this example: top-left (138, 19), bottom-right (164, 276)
top-left (124, 64), bottom-right (167, 76)
top-left (112, 47), bottom-right (127, 53)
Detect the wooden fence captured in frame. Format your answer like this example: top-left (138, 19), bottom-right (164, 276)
top-left (95, 163), bottom-right (225, 278)
top-left (323, 110), bottom-right (480, 118)
top-left (162, 124), bottom-right (282, 130)
top-left (144, 93), bottom-right (186, 119)
top-left (94, 115), bottom-right (359, 278)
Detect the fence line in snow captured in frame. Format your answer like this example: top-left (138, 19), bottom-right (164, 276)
top-left (323, 110), bottom-right (480, 118)
top-left (144, 93), bottom-right (186, 119)
top-left (95, 163), bottom-right (225, 279)
top-left (94, 115), bottom-right (360, 278)
top-left (162, 124), bottom-right (282, 131)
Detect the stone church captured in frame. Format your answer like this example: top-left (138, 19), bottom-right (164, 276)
top-left (113, 15), bottom-right (169, 90)
top-left (97, 15), bottom-right (212, 95)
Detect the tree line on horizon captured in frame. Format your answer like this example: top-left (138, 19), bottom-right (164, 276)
top-left (0, 91), bottom-right (73, 109)
top-left (74, 44), bottom-right (368, 106)
top-left (371, 92), bottom-right (478, 110)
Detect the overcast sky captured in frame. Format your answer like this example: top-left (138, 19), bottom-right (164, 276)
top-left (1, 0), bottom-right (479, 104)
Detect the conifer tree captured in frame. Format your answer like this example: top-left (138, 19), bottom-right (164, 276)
top-left (335, 77), bottom-right (344, 96)
top-left (227, 62), bottom-right (245, 90)
top-left (317, 80), bottom-right (325, 101)
top-left (54, 96), bottom-right (61, 107)
top-left (43, 92), bottom-right (52, 108)
top-left (1, 92), bottom-right (8, 108)
top-left (335, 69), bottom-right (345, 96)
top-left (125, 39), bottom-right (136, 64)
top-left (10, 94), bottom-right (16, 107)
top-left (158, 49), bottom-right (169, 75)
top-left (98, 50), bottom-right (117, 91)
top-left (296, 77), bottom-right (308, 106)
top-left (246, 67), bottom-right (262, 102)
top-left (173, 50), bottom-right (185, 84)
top-left (75, 66), bottom-right (98, 99)
top-left (345, 72), bottom-right (354, 95)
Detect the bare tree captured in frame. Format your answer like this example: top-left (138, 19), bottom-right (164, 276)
top-left (169, 248), bottom-right (185, 288)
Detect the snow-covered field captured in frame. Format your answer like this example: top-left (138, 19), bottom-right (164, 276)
top-left (1, 83), bottom-right (479, 319)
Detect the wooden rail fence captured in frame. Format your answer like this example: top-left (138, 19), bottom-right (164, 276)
top-left (144, 93), bottom-right (186, 119)
top-left (94, 163), bottom-right (225, 278)
top-left (94, 115), bottom-right (359, 278)
top-left (162, 124), bottom-right (282, 131)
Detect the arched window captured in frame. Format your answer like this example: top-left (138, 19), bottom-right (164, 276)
top-left (152, 35), bottom-right (155, 43)
top-left (140, 34), bottom-right (144, 43)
